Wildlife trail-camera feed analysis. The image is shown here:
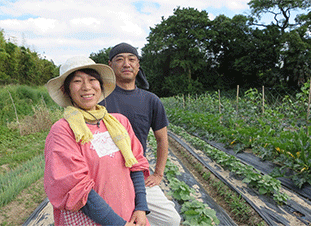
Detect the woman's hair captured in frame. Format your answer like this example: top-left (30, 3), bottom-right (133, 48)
top-left (63, 69), bottom-right (104, 96)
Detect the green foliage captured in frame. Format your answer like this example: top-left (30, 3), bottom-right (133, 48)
top-left (0, 85), bottom-right (60, 126)
top-left (0, 85), bottom-right (63, 210)
top-left (90, 47), bottom-right (111, 64)
top-left (148, 132), bottom-right (220, 225)
top-left (169, 124), bottom-right (289, 203)
top-left (139, 2), bottom-right (310, 95)
top-left (163, 86), bottom-right (311, 188)
top-left (162, 85), bottom-right (311, 187)
top-left (0, 128), bottom-right (48, 168)
top-left (142, 7), bottom-right (212, 96)
top-left (0, 29), bottom-right (57, 86)
top-left (0, 154), bottom-right (45, 207)
top-left (181, 200), bottom-right (220, 226)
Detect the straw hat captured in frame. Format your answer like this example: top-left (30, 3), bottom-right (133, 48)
top-left (46, 56), bottom-right (116, 108)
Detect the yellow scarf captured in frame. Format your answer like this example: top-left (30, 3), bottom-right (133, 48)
top-left (64, 105), bottom-right (138, 167)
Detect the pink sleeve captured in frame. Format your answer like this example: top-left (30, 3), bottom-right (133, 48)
top-left (113, 114), bottom-right (150, 178)
top-left (44, 119), bottom-right (94, 212)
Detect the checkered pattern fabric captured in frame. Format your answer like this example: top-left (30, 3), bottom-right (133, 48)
top-left (61, 209), bottom-right (101, 225)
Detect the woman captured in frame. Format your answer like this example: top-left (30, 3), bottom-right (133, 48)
top-left (44, 56), bottom-right (150, 226)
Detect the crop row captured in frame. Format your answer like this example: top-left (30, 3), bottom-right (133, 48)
top-left (168, 124), bottom-right (289, 204)
top-left (148, 132), bottom-right (220, 226)
top-left (162, 88), bottom-right (311, 188)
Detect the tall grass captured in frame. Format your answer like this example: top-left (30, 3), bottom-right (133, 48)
top-left (0, 85), bottom-right (61, 127)
top-left (0, 84), bottom-right (63, 208)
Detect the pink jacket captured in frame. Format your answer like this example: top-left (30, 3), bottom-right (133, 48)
top-left (44, 113), bottom-right (150, 225)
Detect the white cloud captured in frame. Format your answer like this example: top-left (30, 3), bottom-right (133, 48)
top-left (0, 17), bottom-right (66, 35)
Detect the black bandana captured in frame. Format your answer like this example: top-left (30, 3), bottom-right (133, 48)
top-left (109, 43), bottom-right (139, 61)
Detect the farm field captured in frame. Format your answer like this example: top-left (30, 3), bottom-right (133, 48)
top-left (1, 85), bottom-right (311, 225)
top-left (162, 87), bottom-right (311, 189)
top-left (160, 87), bottom-right (311, 225)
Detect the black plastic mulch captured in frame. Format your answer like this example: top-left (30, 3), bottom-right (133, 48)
top-left (205, 138), bottom-right (311, 201)
top-left (145, 147), bottom-right (237, 226)
top-left (168, 131), bottom-right (311, 226)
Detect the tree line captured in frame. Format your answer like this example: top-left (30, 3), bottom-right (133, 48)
top-left (0, 30), bottom-right (58, 86)
top-left (91, 1), bottom-right (311, 97)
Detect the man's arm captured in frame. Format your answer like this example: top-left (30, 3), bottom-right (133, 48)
top-left (145, 126), bottom-right (168, 187)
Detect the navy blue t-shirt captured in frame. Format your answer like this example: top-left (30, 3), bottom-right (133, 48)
top-left (99, 86), bottom-right (168, 153)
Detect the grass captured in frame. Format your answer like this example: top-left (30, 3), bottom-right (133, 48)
top-left (0, 85), bottom-right (62, 225)
top-left (0, 130), bottom-right (48, 170)
top-left (0, 177), bottom-right (47, 226)
top-left (0, 154), bottom-right (45, 207)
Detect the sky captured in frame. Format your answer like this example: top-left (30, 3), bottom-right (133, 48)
top-left (0, 0), bottom-right (253, 66)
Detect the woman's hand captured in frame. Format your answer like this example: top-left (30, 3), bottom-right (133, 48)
top-left (125, 222), bottom-right (136, 226)
top-left (128, 210), bottom-right (147, 226)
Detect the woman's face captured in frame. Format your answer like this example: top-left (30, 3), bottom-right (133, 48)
top-left (69, 71), bottom-right (102, 111)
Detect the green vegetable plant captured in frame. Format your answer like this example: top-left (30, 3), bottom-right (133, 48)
top-left (271, 128), bottom-right (311, 188)
top-left (181, 201), bottom-right (219, 226)
top-left (148, 132), bottom-right (220, 226)
top-left (169, 124), bottom-right (289, 204)
top-left (163, 88), bottom-right (311, 188)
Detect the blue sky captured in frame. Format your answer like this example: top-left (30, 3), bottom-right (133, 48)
top-left (0, 0), bottom-right (252, 65)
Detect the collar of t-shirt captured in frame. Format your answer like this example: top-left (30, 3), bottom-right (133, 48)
top-left (115, 85), bottom-right (138, 95)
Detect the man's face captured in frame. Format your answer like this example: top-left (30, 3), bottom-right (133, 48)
top-left (109, 53), bottom-right (140, 84)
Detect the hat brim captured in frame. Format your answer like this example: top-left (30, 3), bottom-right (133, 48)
top-left (46, 64), bottom-right (116, 108)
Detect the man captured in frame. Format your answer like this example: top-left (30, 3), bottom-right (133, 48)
top-left (99, 43), bottom-right (181, 226)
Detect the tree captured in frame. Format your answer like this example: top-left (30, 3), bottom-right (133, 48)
top-left (248, 0), bottom-right (311, 88)
top-left (0, 29), bottom-right (10, 84)
top-left (281, 30), bottom-right (311, 87)
top-left (90, 47), bottom-right (111, 64)
top-left (4, 42), bottom-right (19, 83)
top-left (0, 28), bottom-right (57, 86)
top-left (248, 0), bottom-right (311, 33)
top-left (142, 7), bottom-right (211, 96)
top-left (250, 25), bottom-right (283, 86)
top-left (209, 14), bottom-right (269, 88)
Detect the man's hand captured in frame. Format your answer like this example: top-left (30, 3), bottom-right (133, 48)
top-left (145, 173), bottom-right (163, 187)
top-left (129, 210), bottom-right (147, 226)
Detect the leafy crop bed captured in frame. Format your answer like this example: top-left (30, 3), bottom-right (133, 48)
top-left (161, 88), bottom-right (311, 225)
top-left (167, 125), bottom-right (311, 225)
top-left (162, 88), bottom-right (311, 189)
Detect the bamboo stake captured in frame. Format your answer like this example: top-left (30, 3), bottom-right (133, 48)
top-left (262, 86), bottom-right (265, 114)
top-left (7, 90), bottom-right (21, 135)
top-left (182, 94), bottom-right (185, 109)
top-left (236, 85), bottom-right (239, 115)
top-left (307, 79), bottom-right (311, 136)
top-left (218, 89), bottom-right (221, 114)
top-left (219, 89), bottom-right (222, 124)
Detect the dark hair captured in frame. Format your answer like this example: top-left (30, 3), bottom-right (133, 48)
top-left (63, 69), bottom-right (104, 97)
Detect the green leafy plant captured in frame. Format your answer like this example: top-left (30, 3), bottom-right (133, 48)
top-left (148, 132), bottom-right (220, 225)
top-left (169, 124), bottom-right (289, 203)
top-left (181, 201), bottom-right (220, 226)
top-left (163, 88), bottom-right (311, 187)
